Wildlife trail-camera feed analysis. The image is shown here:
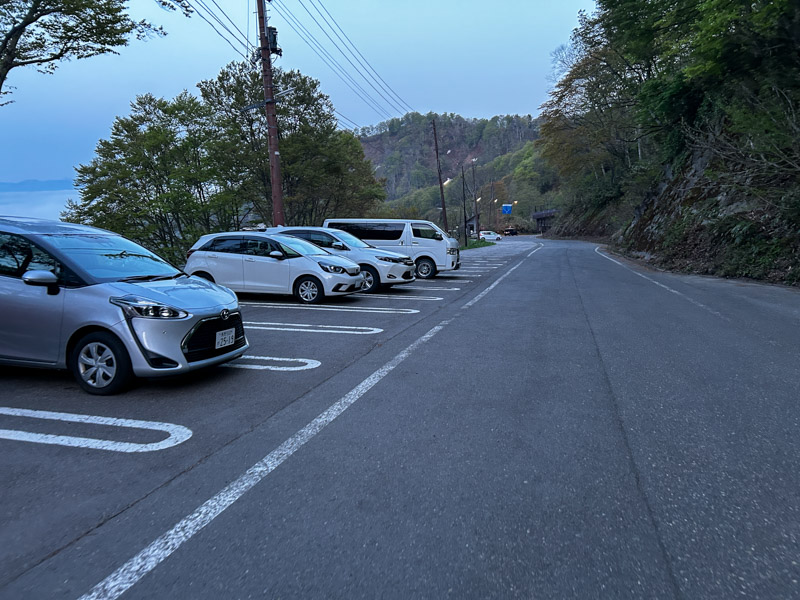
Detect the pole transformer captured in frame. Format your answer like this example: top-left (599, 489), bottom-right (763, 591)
top-left (257, 0), bottom-right (285, 226)
top-left (432, 119), bottom-right (449, 233)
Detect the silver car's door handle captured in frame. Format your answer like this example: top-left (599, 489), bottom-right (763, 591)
top-left (245, 257), bottom-right (255, 262)
top-left (208, 253), bottom-right (218, 258)
top-left (412, 242), bottom-right (420, 245)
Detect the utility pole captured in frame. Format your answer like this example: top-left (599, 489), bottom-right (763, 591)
top-left (471, 159), bottom-right (479, 234)
top-left (461, 165), bottom-right (468, 247)
top-left (432, 119), bottom-right (449, 233)
top-left (256, 0), bottom-right (285, 226)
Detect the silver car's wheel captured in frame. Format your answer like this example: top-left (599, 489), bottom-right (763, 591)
top-left (70, 331), bottom-right (132, 395)
top-left (294, 276), bottom-right (324, 304)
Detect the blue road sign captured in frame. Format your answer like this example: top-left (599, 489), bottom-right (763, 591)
top-left (501, 204), bottom-right (512, 214)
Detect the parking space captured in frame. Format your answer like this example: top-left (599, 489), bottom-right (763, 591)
top-left (0, 237), bottom-right (539, 591)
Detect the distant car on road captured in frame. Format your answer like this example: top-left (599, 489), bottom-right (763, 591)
top-left (503, 227), bottom-right (518, 236)
top-left (0, 216), bottom-right (247, 395)
top-left (185, 231), bottom-right (364, 304)
top-left (479, 230), bottom-right (502, 241)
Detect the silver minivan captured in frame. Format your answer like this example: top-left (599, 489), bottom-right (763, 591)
top-left (267, 226), bottom-right (416, 293)
top-left (0, 217), bottom-right (248, 395)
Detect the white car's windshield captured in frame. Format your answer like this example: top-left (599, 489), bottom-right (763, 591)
top-left (42, 234), bottom-right (179, 282)
top-left (335, 231), bottom-right (371, 249)
top-left (273, 235), bottom-right (331, 256)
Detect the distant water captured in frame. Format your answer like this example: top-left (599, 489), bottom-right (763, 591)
top-left (0, 190), bottom-right (76, 220)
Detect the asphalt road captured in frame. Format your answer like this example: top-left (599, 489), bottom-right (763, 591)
top-left (1, 238), bottom-right (799, 599)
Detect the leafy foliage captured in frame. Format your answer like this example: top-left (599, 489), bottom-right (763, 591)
top-left (0, 0), bottom-right (190, 102)
top-left (64, 61), bottom-right (384, 263)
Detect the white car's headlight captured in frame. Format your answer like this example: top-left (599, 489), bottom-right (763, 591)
top-left (110, 296), bottom-right (189, 319)
top-left (317, 261), bottom-right (346, 274)
top-left (377, 256), bottom-right (400, 263)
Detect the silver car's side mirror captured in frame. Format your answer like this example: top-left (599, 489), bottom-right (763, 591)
top-left (331, 242), bottom-right (346, 250)
top-left (22, 270), bottom-right (60, 295)
top-left (269, 250), bottom-right (285, 260)
top-left (22, 270), bottom-right (58, 285)
top-left (434, 233), bottom-right (443, 241)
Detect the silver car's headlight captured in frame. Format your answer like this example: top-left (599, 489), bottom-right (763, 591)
top-left (377, 256), bottom-right (400, 263)
top-left (110, 296), bottom-right (189, 319)
top-left (317, 261), bottom-right (346, 274)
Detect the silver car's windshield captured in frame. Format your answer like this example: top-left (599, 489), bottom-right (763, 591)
top-left (334, 231), bottom-right (371, 249)
top-left (273, 235), bottom-right (331, 256)
top-left (42, 234), bottom-right (180, 282)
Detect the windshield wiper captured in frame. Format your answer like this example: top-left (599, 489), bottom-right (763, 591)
top-left (119, 273), bottom-right (180, 282)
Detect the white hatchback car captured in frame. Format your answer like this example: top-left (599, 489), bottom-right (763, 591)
top-left (268, 226), bottom-right (416, 293)
top-left (185, 232), bottom-right (364, 303)
top-left (479, 230), bottom-right (502, 241)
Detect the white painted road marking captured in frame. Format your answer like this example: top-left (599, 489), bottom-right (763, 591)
top-left (594, 247), bottom-right (729, 321)
top-left (240, 303), bottom-right (419, 315)
top-left (0, 408), bottom-right (192, 453)
top-left (223, 355), bottom-right (321, 371)
top-left (403, 286), bottom-right (460, 291)
top-left (462, 244), bottom-right (544, 309)
top-left (364, 294), bottom-right (443, 301)
top-left (78, 319), bottom-right (452, 600)
top-left (244, 322), bottom-right (383, 335)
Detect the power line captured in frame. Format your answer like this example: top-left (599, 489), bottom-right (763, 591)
top-left (334, 110), bottom-right (360, 129)
top-left (271, 1), bottom-right (393, 120)
top-left (185, 0), bottom-right (249, 59)
top-left (296, 0), bottom-right (406, 115)
top-left (311, 0), bottom-right (414, 113)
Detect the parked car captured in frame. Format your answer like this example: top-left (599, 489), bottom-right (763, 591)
top-left (268, 226), bottom-right (415, 293)
top-left (185, 232), bottom-right (364, 304)
top-left (479, 230), bottom-right (502, 241)
top-left (503, 227), bottom-right (518, 236)
top-left (0, 216), bottom-right (248, 395)
top-left (322, 218), bottom-right (460, 279)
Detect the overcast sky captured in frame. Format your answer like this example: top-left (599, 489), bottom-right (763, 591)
top-left (0, 0), bottom-right (595, 217)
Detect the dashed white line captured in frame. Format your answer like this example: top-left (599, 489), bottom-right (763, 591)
top-left (244, 322), bottom-right (382, 335)
top-left (78, 319), bottom-right (452, 600)
top-left (593, 247), bottom-right (729, 321)
top-left (402, 286), bottom-right (460, 291)
top-left (0, 408), bottom-right (192, 453)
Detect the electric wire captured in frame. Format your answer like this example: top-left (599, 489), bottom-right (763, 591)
top-left (311, 0), bottom-right (414, 113)
top-left (272, 1), bottom-right (392, 120)
top-left (185, 0), bottom-right (249, 59)
top-left (271, 1), bottom-right (393, 120)
top-left (334, 110), bottom-right (361, 129)
top-left (295, 0), bottom-right (406, 115)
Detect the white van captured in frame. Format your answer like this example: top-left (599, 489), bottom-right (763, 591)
top-left (322, 219), bottom-right (461, 279)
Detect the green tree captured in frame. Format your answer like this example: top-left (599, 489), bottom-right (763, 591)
top-left (0, 0), bottom-right (190, 102)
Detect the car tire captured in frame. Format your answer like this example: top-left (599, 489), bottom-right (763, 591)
top-left (294, 276), bottom-right (324, 304)
top-left (415, 257), bottom-right (436, 279)
top-left (193, 271), bottom-right (215, 283)
top-left (360, 265), bottom-right (381, 293)
top-left (69, 331), bottom-right (133, 395)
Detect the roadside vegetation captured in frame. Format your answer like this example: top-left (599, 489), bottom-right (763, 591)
top-left (537, 0), bottom-right (800, 284)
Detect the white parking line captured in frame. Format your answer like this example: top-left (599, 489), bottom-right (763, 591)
top-left (240, 303), bottom-right (419, 315)
top-left (244, 322), bottom-right (383, 335)
top-left (0, 407), bottom-right (192, 453)
top-left (403, 286), bottom-right (460, 291)
top-left (363, 294), bottom-right (443, 301)
top-left (78, 318), bottom-right (452, 600)
top-left (223, 355), bottom-right (321, 371)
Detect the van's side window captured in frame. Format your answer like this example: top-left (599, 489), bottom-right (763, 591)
top-left (0, 233), bottom-right (58, 278)
top-left (412, 224), bottom-right (438, 239)
top-left (334, 223), bottom-right (404, 241)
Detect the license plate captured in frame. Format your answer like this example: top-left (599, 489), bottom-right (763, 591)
top-left (215, 328), bottom-right (235, 349)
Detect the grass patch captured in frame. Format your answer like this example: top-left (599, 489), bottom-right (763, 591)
top-left (460, 240), bottom-right (495, 250)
